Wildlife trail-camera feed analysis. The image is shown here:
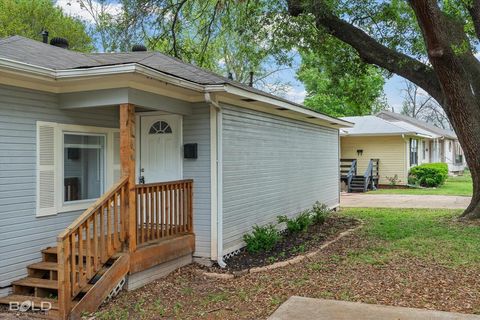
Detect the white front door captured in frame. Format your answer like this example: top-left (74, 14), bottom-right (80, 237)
top-left (139, 115), bottom-right (182, 183)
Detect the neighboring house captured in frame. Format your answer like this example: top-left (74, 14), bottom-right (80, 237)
top-left (0, 36), bottom-right (351, 318)
top-left (377, 111), bottom-right (465, 173)
top-left (340, 112), bottom-right (465, 188)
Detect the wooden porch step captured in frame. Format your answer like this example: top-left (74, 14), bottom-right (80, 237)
top-left (12, 278), bottom-right (57, 290)
top-left (0, 294), bottom-right (59, 310)
top-left (41, 247), bottom-right (57, 255)
top-left (42, 246), bottom-right (102, 258)
top-left (28, 262), bottom-right (57, 272)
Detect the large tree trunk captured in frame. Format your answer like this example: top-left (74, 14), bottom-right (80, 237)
top-left (287, 0), bottom-right (480, 219)
top-left (409, 0), bottom-right (480, 219)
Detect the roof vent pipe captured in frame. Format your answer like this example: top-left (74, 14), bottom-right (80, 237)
top-left (248, 71), bottom-right (254, 87)
top-left (132, 44), bottom-right (147, 52)
top-left (50, 37), bottom-right (69, 49)
top-left (41, 30), bottom-right (49, 44)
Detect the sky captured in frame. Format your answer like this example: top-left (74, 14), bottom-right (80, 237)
top-left (57, 0), bottom-right (407, 112)
top-left (275, 55), bottom-right (405, 111)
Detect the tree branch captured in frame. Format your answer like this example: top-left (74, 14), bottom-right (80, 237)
top-left (170, 0), bottom-right (188, 59)
top-left (286, 0), bottom-right (444, 103)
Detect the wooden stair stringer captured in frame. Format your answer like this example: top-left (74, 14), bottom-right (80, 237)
top-left (69, 253), bottom-right (129, 320)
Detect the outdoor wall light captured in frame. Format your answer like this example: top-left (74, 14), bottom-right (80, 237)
top-left (357, 149), bottom-right (363, 156)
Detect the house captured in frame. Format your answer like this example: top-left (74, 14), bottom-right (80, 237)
top-left (0, 36), bottom-right (351, 319)
top-left (340, 112), bottom-right (465, 190)
top-left (376, 111), bottom-right (465, 173)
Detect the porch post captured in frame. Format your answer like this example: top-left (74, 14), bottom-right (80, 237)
top-left (120, 103), bottom-right (137, 253)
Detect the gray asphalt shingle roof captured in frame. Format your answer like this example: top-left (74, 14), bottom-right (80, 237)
top-left (376, 110), bottom-right (457, 139)
top-left (0, 36), bottom-right (350, 125)
top-left (340, 115), bottom-right (434, 137)
top-left (0, 36), bottom-right (98, 69)
top-left (0, 36), bottom-right (226, 85)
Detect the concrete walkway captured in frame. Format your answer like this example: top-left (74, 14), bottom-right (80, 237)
top-left (269, 296), bottom-right (480, 320)
top-left (340, 193), bottom-right (471, 209)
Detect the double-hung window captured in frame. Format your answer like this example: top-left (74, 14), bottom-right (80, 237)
top-left (36, 122), bottom-right (119, 217)
top-left (64, 133), bottom-right (106, 203)
top-left (410, 138), bottom-right (418, 166)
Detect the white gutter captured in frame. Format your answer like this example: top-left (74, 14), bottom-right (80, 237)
top-left (0, 57), bottom-right (224, 93)
top-left (0, 57), bottom-right (55, 78)
top-left (222, 84), bottom-right (353, 127)
top-left (205, 93), bottom-right (226, 268)
top-left (0, 57), bottom-right (350, 129)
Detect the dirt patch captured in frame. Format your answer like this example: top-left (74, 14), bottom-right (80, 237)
top-left (205, 216), bottom-right (358, 273)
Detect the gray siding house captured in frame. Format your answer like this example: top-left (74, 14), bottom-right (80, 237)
top-left (0, 35), bottom-right (350, 316)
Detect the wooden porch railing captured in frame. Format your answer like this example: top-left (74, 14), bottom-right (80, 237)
top-left (57, 176), bottom-right (129, 318)
top-left (136, 179), bottom-right (193, 245)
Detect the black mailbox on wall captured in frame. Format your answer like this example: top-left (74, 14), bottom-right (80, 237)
top-left (184, 143), bottom-right (198, 159)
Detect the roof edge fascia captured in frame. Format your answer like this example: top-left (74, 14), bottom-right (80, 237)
top-left (0, 57), bottom-right (352, 127)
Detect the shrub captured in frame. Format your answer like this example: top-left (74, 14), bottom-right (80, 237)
top-left (386, 174), bottom-right (401, 186)
top-left (409, 163), bottom-right (448, 187)
top-left (277, 210), bottom-right (313, 233)
top-left (243, 224), bottom-right (280, 253)
top-left (311, 201), bottom-right (330, 224)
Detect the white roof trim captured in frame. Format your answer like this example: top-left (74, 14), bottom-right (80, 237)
top-left (0, 57), bottom-right (351, 127)
top-left (223, 84), bottom-right (353, 127)
top-left (340, 132), bottom-right (432, 138)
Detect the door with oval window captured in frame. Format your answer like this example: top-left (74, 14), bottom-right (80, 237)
top-left (139, 115), bottom-right (182, 183)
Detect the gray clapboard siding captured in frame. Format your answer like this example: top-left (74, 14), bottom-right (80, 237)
top-left (183, 103), bottom-right (211, 258)
top-left (0, 85), bottom-right (213, 294)
top-left (0, 85), bottom-right (119, 291)
top-left (221, 105), bottom-right (339, 255)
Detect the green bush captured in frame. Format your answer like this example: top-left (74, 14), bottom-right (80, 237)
top-left (243, 224), bottom-right (280, 253)
top-left (409, 163), bottom-right (448, 187)
top-left (311, 201), bottom-right (331, 224)
top-left (278, 210), bottom-right (313, 233)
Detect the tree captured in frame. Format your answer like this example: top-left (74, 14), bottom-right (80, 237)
top-left (298, 38), bottom-right (386, 117)
top-left (0, 0), bottom-right (92, 52)
top-left (75, 0), bottom-right (143, 52)
top-left (401, 81), bottom-right (451, 130)
top-left (74, 0), bottom-right (296, 94)
top-left (287, 0), bottom-right (480, 219)
top-left (70, 0), bottom-right (480, 218)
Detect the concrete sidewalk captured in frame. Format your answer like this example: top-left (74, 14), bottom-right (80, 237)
top-left (269, 296), bottom-right (480, 320)
top-left (340, 193), bottom-right (471, 209)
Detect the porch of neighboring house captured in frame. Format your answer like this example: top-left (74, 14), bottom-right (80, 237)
top-left (340, 158), bottom-right (379, 193)
top-left (0, 104), bottom-right (195, 320)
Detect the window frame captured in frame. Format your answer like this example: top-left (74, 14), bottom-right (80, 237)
top-left (410, 138), bottom-right (418, 166)
top-left (36, 121), bottom-right (119, 216)
top-left (62, 131), bottom-right (107, 207)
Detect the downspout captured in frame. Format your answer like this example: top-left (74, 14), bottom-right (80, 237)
top-left (205, 92), bottom-right (226, 268)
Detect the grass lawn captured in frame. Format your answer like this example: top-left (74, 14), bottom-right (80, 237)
top-left (371, 172), bottom-right (472, 196)
top-left (95, 208), bottom-right (480, 319)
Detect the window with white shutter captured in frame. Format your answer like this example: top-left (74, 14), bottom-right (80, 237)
top-left (36, 122), bottom-right (58, 217)
top-left (36, 122), bottom-right (119, 217)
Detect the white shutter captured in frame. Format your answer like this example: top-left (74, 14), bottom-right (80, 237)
top-left (113, 131), bottom-right (121, 183)
top-left (36, 122), bottom-right (58, 217)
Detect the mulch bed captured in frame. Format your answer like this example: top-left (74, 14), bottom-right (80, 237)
top-left (204, 215), bottom-right (359, 273)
